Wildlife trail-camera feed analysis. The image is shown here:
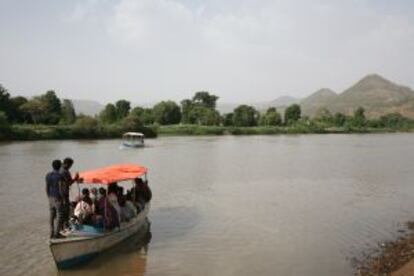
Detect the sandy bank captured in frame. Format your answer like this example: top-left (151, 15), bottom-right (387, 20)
top-left (355, 222), bottom-right (414, 275)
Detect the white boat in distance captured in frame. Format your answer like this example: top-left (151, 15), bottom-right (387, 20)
top-left (49, 164), bottom-right (151, 269)
top-left (122, 132), bottom-right (145, 148)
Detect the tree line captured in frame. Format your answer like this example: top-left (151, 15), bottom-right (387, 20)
top-left (1, 83), bottom-right (413, 134)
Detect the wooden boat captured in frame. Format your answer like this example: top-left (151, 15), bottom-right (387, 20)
top-left (49, 164), bottom-right (151, 269)
top-left (122, 132), bottom-right (145, 148)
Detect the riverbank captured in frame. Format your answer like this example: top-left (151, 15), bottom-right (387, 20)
top-left (1, 124), bottom-right (413, 141)
top-left (157, 124), bottom-right (414, 136)
top-left (354, 221), bottom-right (414, 275)
top-left (0, 124), bottom-right (157, 141)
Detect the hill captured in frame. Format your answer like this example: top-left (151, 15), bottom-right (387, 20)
top-left (330, 74), bottom-right (414, 118)
top-left (300, 88), bottom-right (337, 117)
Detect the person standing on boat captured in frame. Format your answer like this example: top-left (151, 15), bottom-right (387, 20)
top-left (60, 157), bottom-right (80, 229)
top-left (132, 178), bottom-right (152, 211)
top-left (46, 159), bottom-right (64, 238)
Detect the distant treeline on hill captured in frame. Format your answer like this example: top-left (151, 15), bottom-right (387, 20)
top-left (1, 83), bottom-right (414, 140)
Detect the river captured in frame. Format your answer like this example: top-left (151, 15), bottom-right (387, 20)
top-left (1, 134), bottom-right (414, 275)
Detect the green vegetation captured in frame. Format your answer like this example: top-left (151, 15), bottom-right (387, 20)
top-left (232, 105), bottom-right (259, 126)
top-left (153, 101), bottom-right (181, 125)
top-left (0, 83), bottom-right (413, 141)
top-left (180, 92), bottom-right (220, 125)
top-left (284, 104), bottom-right (301, 124)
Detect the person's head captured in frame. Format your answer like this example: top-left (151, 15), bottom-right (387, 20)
top-left (82, 188), bottom-right (89, 197)
top-left (91, 187), bottom-right (98, 195)
top-left (63, 157), bottom-right (74, 169)
top-left (118, 186), bottom-right (124, 196)
top-left (99, 187), bottom-right (106, 197)
top-left (52, 159), bottom-right (62, 171)
top-left (108, 182), bottom-right (118, 194)
top-left (134, 178), bottom-right (144, 186)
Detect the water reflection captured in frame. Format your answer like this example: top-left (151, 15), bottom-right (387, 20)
top-left (58, 221), bottom-right (152, 276)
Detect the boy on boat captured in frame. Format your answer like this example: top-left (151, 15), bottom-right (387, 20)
top-left (46, 160), bottom-right (64, 239)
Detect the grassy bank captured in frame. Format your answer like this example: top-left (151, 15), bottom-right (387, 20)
top-left (156, 124), bottom-right (414, 136)
top-left (0, 124), bottom-right (157, 141)
top-left (1, 123), bottom-right (413, 141)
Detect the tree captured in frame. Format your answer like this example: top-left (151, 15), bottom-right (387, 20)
top-left (284, 104), bottom-right (301, 124)
top-left (122, 115), bottom-right (142, 131)
top-left (314, 107), bottom-right (333, 122)
top-left (379, 113), bottom-right (408, 128)
top-left (130, 106), bottom-right (154, 125)
top-left (41, 90), bottom-right (62, 124)
top-left (192, 91), bottom-right (219, 110)
top-left (260, 107), bottom-right (282, 126)
top-left (232, 105), bottom-right (259, 126)
top-left (73, 115), bottom-right (98, 136)
top-left (333, 112), bottom-right (346, 127)
top-left (20, 97), bottom-right (47, 124)
top-left (99, 104), bottom-right (117, 124)
top-left (188, 106), bottom-right (220, 125)
top-left (0, 111), bottom-right (11, 139)
top-left (0, 111), bottom-right (10, 131)
top-left (0, 84), bottom-right (12, 120)
top-left (352, 107), bottom-right (366, 127)
top-left (222, 113), bottom-right (233, 126)
top-left (180, 99), bottom-right (193, 124)
top-left (9, 96), bottom-right (29, 123)
top-left (61, 99), bottom-right (76, 124)
top-left (115, 100), bottom-right (131, 120)
top-left (153, 101), bottom-right (182, 125)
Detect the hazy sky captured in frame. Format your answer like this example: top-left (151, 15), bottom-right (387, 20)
top-left (1, 0), bottom-right (413, 104)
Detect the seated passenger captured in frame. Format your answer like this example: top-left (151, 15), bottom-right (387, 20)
top-left (119, 192), bottom-right (137, 221)
top-left (96, 187), bottom-right (119, 230)
top-left (108, 182), bottom-right (121, 222)
top-left (74, 188), bottom-right (93, 224)
top-left (82, 188), bottom-right (93, 206)
top-left (90, 187), bottom-right (98, 211)
top-left (95, 187), bottom-right (106, 215)
top-left (125, 193), bottom-right (137, 217)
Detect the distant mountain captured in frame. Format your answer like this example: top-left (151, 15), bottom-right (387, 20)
top-left (70, 74), bottom-right (414, 119)
top-left (250, 96), bottom-right (300, 114)
top-left (268, 96), bottom-right (300, 107)
top-left (329, 74), bottom-right (414, 118)
top-left (217, 103), bottom-right (240, 114)
top-left (248, 74), bottom-right (414, 119)
top-left (71, 99), bottom-right (104, 116)
top-left (300, 88), bottom-right (337, 117)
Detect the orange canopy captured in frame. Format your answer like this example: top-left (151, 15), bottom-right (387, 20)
top-left (79, 164), bottom-right (148, 184)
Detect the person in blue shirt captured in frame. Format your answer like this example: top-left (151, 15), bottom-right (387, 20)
top-left (46, 159), bottom-right (64, 239)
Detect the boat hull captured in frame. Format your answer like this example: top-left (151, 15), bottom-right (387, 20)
top-left (122, 141), bottom-right (144, 148)
top-left (50, 203), bottom-right (150, 269)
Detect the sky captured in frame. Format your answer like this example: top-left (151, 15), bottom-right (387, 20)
top-left (0, 0), bottom-right (413, 104)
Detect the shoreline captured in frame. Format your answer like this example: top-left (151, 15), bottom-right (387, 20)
top-left (354, 221), bottom-right (414, 275)
top-left (1, 124), bottom-right (413, 142)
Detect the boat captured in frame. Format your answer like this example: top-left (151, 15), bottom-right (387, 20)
top-left (49, 164), bottom-right (151, 269)
top-left (122, 132), bottom-right (145, 148)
